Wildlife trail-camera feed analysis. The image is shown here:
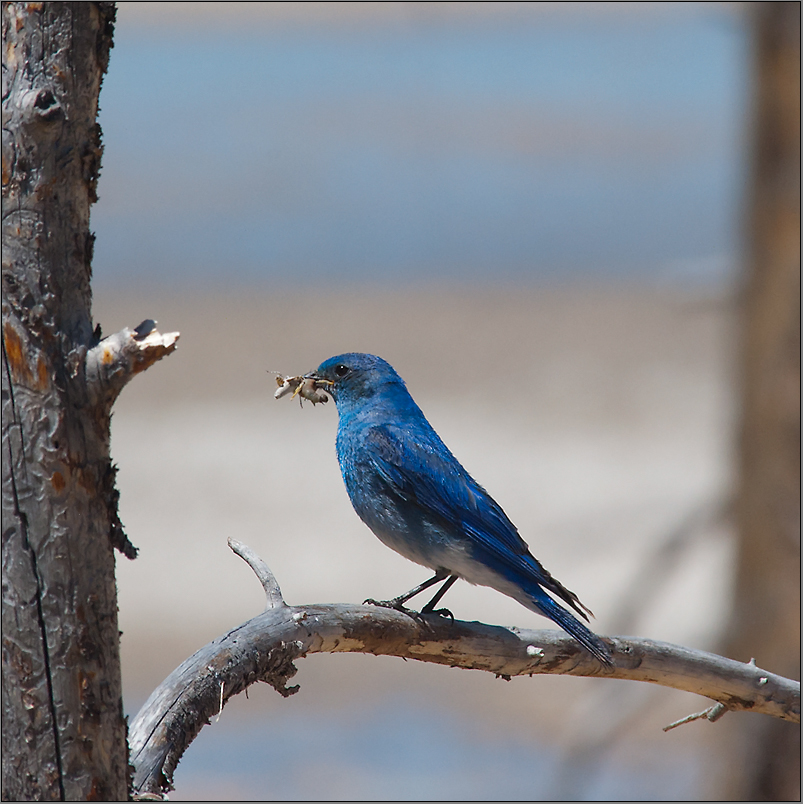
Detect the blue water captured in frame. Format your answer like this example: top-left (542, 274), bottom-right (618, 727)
top-left (93, 9), bottom-right (748, 287)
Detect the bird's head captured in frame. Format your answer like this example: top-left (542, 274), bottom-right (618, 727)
top-left (305, 353), bottom-right (407, 412)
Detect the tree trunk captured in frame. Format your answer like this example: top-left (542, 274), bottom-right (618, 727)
top-left (1, 3), bottom-right (129, 800)
top-left (722, 2), bottom-right (801, 800)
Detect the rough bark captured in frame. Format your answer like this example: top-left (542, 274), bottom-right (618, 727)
top-left (129, 541), bottom-right (801, 800)
top-left (1, 3), bottom-right (176, 800)
top-left (721, 2), bottom-right (801, 800)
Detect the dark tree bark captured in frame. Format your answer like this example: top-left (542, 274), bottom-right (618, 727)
top-left (2, 3), bottom-right (176, 799)
top-left (722, 2), bottom-right (801, 800)
top-left (1, 4), bottom-right (126, 800)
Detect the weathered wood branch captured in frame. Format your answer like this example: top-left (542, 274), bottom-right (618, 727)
top-left (85, 319), bottom-right (180, 408)
top-left (129, 540), bottom-right (801, 800)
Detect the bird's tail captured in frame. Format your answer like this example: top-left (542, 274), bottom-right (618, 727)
top-left (530, 590), bottom-right (614, 667)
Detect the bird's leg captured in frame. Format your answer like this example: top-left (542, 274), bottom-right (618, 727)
top-left (420, 575), bottom-right (458, 620)
top-left (364, 569), bottom-right (450, 613)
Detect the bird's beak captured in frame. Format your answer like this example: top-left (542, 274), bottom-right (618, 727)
top-left (303, 370), bottom-right (334, 392)
top-left (304, 370), bottom-right (334, 387)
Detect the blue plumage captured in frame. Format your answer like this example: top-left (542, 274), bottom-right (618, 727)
top-left (308, 352), bottom-right (612, 666)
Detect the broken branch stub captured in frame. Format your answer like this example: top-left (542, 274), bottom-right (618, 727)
top-left (85, 321), bottom-right (179, 407)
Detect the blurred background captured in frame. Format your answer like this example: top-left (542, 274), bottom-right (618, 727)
top-left (91, 3), bottom-right (799, 800)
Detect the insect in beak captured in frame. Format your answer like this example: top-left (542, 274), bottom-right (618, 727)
top-left (270, 371), bottom-right (333, 406)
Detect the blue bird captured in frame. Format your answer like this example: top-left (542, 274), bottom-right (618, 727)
top-left (306, 352), bottom-right (613, 666)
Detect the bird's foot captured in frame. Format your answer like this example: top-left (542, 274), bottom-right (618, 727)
top-left (364, 598), bottom-right (455, 624)
top-left (420, 606), bottom-right (455, 622)
top-left (364, 597), bottom-right (415, 616)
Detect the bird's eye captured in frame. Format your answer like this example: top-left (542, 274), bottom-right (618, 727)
top-left (334, 364), bottom-right (350, 378)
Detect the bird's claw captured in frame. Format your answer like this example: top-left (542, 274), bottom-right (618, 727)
top-left (364, 598), bottom-right (454, 624)
top-left (364, 597), bottom-right (414, 615)
top-left (421, 607), bottom-right (455, 622)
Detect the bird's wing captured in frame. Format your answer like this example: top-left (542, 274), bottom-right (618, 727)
top-left (363, 423), bottom-right (592, 620)
top-left (364, 423), bottom-right (529, 555)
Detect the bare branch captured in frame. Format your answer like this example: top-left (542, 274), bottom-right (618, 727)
top-left (663, 701), bottom-right (729, 732)
top-left (227, 537), bottom-right (286, 609)
top-left (85, 321), bottom-right (179, 407)
top-left (129, 544), bottom-right (801, 800)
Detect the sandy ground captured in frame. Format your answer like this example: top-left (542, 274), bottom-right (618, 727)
top-left (96, 283), bottom-right (739, 800)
